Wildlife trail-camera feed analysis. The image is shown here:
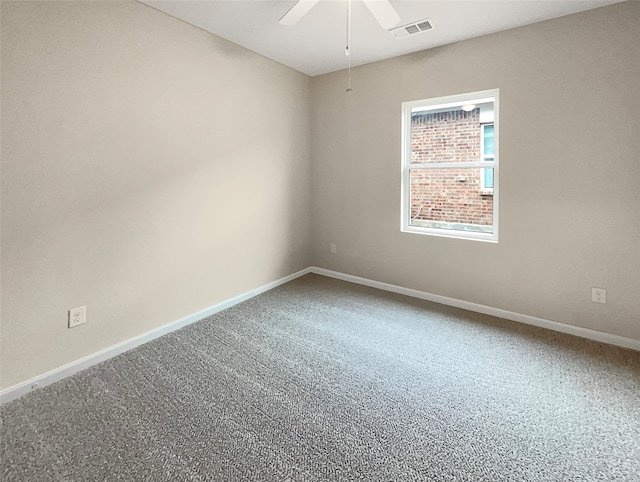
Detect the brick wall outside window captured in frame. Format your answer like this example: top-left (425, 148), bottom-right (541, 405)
top-left (410, 109), bottom-right (493, 227)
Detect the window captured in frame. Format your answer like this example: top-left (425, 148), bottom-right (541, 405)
top-left (481, 123), bottom-right (494, 191)
top-left (401, 89), bottom-right (499, 242)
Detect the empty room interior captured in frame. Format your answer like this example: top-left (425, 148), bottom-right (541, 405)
top-left (1, 0), bottom-right (639, 480)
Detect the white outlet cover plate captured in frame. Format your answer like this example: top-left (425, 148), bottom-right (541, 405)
top-left (591, 288), bottom-right (607, 304)
top-left (68, 306), bottom-right (86, 328)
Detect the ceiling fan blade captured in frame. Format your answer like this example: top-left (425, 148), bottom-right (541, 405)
top-left (362, 0), bottom-right (401, 29)
top-left (279, 0), bottom-right (322, 26)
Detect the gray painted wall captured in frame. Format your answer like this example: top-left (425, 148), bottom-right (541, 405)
top-left (310, 2), bottom-right (639, 340)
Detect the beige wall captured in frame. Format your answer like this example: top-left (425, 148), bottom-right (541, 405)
top-left (0, 1), bottom-right (311, 389)
top-left (2, 1), bottom-right (638, 391)
top-left (310, 2), bottom-right (640, 340)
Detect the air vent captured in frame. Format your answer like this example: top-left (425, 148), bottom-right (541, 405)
top-left (389, 18), bottom-right (434, 39)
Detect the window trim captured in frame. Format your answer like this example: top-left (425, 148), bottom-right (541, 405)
top-left (400, 89), bottom-right (499, 242)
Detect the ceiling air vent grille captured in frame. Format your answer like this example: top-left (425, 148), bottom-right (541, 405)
top-left (390, 18), bottom-right (434, 39)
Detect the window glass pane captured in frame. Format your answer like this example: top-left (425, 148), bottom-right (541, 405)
top-left (483, 124), bottom-right (494, 156)
top-left (410, 103), bottom-right (492, 164)
top-left (409, 168), bottom-right (493, 233)
top-left (483, 168), bottom-right (494, 189)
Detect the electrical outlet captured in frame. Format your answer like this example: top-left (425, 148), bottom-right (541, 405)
top-left (330, 243), bottom-right (337, 254)
top-left (68, 306), bottom-right (86, 328)
top-left (591, 288), bottom-right (606, 304)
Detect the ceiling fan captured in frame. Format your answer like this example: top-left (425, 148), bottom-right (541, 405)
top-left (279, 0), bottom-right (401, 30)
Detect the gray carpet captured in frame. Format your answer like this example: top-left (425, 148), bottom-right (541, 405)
top-left (2, 274), bottom-right (639, 481)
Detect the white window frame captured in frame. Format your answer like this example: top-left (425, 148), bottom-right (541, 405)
top-left (401, 89), bottom-right (499, 242)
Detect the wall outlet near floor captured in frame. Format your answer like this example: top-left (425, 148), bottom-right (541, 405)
top-left (591, 288), bottom-right (607, 304)
top-left (330, 243), bottom-right (337, 254)
top-left (68, 306), bottom-right (86, 328)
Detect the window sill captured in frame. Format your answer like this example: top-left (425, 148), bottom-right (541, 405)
top-left (403, 223), bottom-right (498, 243)
top-left (480, 189), bottom-right (494, 196)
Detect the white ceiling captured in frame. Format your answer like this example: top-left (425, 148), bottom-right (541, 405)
top-left (139, 0), bottom-right (624, 77)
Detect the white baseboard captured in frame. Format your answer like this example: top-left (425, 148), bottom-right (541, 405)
top-left (309, 266), bottom-right (640, 352)
top-left (0, 267), bottom-right (312, 405)
top-left (3, 265), bottom-right (637, 405)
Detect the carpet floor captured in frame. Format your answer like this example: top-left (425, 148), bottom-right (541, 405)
top-left (1, 274), bottom-right (639, 481)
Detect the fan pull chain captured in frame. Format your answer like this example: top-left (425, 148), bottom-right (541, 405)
top-left (346, 0), bottom-right (352, 93)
